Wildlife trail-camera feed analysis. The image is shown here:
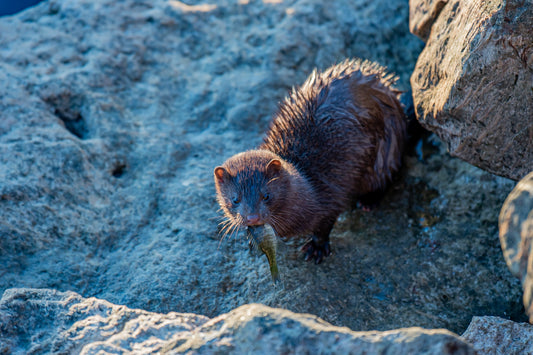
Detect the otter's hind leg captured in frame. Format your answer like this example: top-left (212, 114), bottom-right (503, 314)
top-left (357, 188), bottom-right (386, 211)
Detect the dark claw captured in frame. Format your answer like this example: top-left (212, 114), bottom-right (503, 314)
top-left (248, 238), bottom-right (254, 250)
top-left (356, 201), bottom-right (376, 211)
top-left (302, 240), bottom-right (331, 264)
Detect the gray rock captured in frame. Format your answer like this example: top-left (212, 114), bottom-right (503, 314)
top-left (410, 0), bottom-right (533, 181)
top-left (0, 0), bottom-right (525, 343)
top-left (409, 0), bottom-right (448, 41)
top-left (499, 171), bottom-right (533, 321)
top-left (0, 288), bottom-right (475, 354)
top-left (462, 316), bottom-right (533, 355)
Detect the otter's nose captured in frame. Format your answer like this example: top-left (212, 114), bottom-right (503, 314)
top-left (246, 214), bottom-right (261, 225)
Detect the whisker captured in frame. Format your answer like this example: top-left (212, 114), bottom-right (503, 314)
top-left (209, 215), bottom-right (227, 221)
top-left (219, 219), bottom-right (231, 228)
top-left (220, 221), bottom-right (233, 239)
top-left (218, 222), bottom-right (232, 249)
top-left (218, 216), bottom-right (244, 249)
top-left (227, 221), bottom-right (241, 244)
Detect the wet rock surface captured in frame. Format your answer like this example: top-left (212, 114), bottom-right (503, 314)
top-left (410, 0), bottom-right (533, 181)
top-left (0, 288), bottom-right (476, 354)
top-left (499, 171), bottom-right (533, 322)
top-left (462, 316), bottom-right (533, 355)
top-left (0, 0), bottom-right (528, 352)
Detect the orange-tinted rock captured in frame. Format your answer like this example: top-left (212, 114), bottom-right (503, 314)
top-left (411, 0), bottom-right (533, 181)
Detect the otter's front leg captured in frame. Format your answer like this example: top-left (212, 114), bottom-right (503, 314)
top-left (302, 216), bottom-right (335, 264)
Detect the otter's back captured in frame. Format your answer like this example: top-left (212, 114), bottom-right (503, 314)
top-left (260, 59), bottom-right (406, 205)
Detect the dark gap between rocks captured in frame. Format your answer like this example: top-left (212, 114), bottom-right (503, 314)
top-left (111, 162), bottom-right (127, 178)
top-left (54, 108), bottom-right (88, 139)
top-left (42, 90), bottom-right (89, 139)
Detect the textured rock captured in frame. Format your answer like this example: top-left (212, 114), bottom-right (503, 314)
top-left (411, 0), bottom-right (533, 181)
top-left (462, 316), bottom-right (533, 355)
top-left (0, 288), bottom-right (475, 355)
top-left (0, 0), bottom-right (525, 341)
top-left (409, 0), bottom-right (448, 41)
top-left (499, 171), bottom-right (533, 321)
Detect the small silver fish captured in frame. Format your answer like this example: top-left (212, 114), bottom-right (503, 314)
top-left (247, 224), bottom-right (280, 284)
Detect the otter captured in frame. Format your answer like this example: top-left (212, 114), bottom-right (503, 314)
top-left (214, 59), bottom-right (406, 263)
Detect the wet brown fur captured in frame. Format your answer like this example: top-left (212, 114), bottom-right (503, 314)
top-left (214, 59), bottom-right (406, 260)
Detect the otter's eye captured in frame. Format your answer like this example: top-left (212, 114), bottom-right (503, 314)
top-left (262, 193), bottom-right (270, 201)
top-left (232, 197), bottom-right (241, 205)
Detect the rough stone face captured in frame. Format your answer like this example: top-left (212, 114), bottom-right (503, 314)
top-left (0, 288), bottom-right (476, 355)
top-left (409, 0), bottom-right (448, 41)
top-left (499, 171), bottom-right (533, 321)
top-left (410, 0), bottom-right (533, 181)
top-left (0, 0), bottom-right (526, 344)
top-left (462, 316), bottom-right (533, 355)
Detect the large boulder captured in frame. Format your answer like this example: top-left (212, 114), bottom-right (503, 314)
top-left (0, 288), bottom-right (476, 354)
top-left (410, 0), bottom-right (533, 181)
top-left (499, 171), bottom-right (533, 321)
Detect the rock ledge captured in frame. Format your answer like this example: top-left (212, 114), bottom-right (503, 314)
top-left (0, 288), bottom-right (475, 354)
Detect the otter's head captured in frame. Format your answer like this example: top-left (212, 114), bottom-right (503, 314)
top-left (214, 150), bottom-right (290, 235)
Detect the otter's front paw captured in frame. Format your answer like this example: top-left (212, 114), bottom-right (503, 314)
top-left (302, 239), bottom-right (331, 264)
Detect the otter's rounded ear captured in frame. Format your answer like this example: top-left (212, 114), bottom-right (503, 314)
top-left (266, 159), bottom-right (282, 178)
top-left (214, 167), bottom-right (228, 184)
